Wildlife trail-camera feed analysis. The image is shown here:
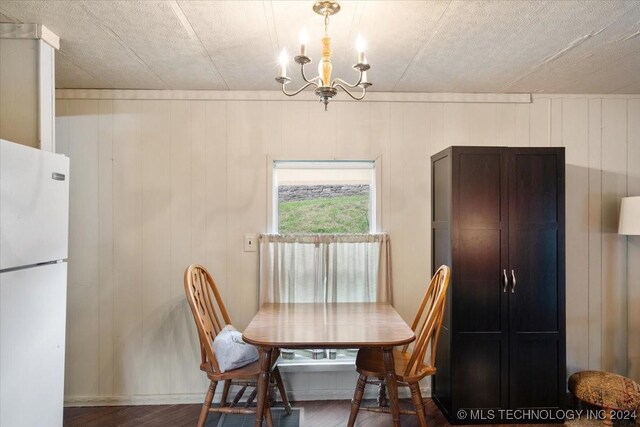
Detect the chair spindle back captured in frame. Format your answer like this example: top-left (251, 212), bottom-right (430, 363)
top-left (184, 264), bottom-right (232, 374)
top-left (402, 265), bottom-right (451, 377)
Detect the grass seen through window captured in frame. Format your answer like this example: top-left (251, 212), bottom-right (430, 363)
top-left (278, 192), bottom-right (369, 234)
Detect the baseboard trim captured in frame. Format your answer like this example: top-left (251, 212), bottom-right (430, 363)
top-left (64, 394), bottom-right (205, 407)
top-left (65, 387), bottom-right (432, 407)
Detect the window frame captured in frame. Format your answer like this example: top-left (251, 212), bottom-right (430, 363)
top-left (267, 156), bottom-right (382, 234)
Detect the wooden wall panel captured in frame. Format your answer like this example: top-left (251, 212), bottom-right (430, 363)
top-left (497, 103), bottom-right (516, 147)
top-left (98, 99), bottom-right (115, 396)
top-left (515, 103), bottom-right (530, 147)
top-left (562, 98), bottom-right (590, 376)
top-left (111, 100), bottom-right (143, 396)
top-left (336, 102), bottom-right (371, 159)
top-left (224, 101), bottom-right (272, 328)
top-left (179, 101), bottom-right (209, 394)
top-left (191, 102), bottom-right (207, 266)
top-left (529, 98), bottom-right (550, 147)
top-left (56, 94), bottom-right (640, 405)
top-left (429, 103), bottom-right (446, 154)
top-left (443, 103), bottom-right (469, 146)
top-left (225, 101), bottom-right (243, 331)
top-left (601, 99), bottom-right (628, 375)
top-left (204, 101), bottom-right (229, 294)
top-left (266, 101), bottom-right (284, 160)
top-left (193, 100), bottom-right (229, 393)
top-left (55, 100), bottom-right (69, 155)
top-left (140, 101), bottom-right (171, 395)
top-left (164, 100), bottom-right (211, 392)
top-left (168, 100), bottom-right (200, 394)
top-left (308, 102), bottom-right (337, 159)
top-left (471, 104), bottom-right (498, 147)
top-left (400, 103), bottom-right (430, 321)
top-left (281, 101), bottom-right (310, 159)
top-left (551, 98), bottom-right (562, 147)
top-left (65, 100), bottom-right (101, 397)
top-left (387, 102), bottom-right (406, 312)
top-left (370, 102), bottom-right (391, 230)
top-left (627, 99), bottom-right (640, 381)
top-left (237, 101), bottom-right (270, 326)
top-left (587, 98), bottom-right (603, 371)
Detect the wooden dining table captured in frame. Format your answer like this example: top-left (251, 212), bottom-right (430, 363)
top-left (243, 302), bottom-right (415, 427)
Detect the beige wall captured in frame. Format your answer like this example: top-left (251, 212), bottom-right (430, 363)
top-left (0, 30), bottom-right (57, 152)
top-left (55, 92), bottom-right (640, 405)
top-left (0, 39), bottom-right (39, 148)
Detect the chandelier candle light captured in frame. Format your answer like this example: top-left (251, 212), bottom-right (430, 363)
top-left (275, 1), bottom-right (372, 110)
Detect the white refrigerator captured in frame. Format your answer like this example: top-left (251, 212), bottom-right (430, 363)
top-left (0, 139), bottom-right (69, 427)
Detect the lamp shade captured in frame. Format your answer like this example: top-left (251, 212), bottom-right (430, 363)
top-left (619, 196), bottom-right (640, 235)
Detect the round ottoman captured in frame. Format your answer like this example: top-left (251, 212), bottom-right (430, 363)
top-left (569, 370), bottom-right (640, 426)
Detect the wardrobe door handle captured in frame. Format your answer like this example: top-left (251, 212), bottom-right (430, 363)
top-left (502, 269), bottom-right (508, 293)
top-left (511, 269), bottom-right (517, 293)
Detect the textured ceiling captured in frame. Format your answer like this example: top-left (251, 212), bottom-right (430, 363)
top-left (1, 1), bottom-right (639, 93)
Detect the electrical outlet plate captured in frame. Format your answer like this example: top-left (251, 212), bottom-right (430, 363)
top-left (244, 233), bottom-right (258, 252)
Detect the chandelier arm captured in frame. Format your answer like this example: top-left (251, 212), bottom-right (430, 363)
top-left (300, 63), bottom-right (321, 87)
top-left (334, 83), bottom-right (367, 101)
top-left (331, 76), bottom-right (362, 89)
top-left (281, 82), bottom-right (316, 97)
top-left (331, 68), bottom-right (363, 88)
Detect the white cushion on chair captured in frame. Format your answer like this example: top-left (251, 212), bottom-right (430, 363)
top-left (213, 325), bottom-right (259, 373)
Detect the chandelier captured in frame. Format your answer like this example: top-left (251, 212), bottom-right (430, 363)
top-left (275, 1), bottom-right (372, 110)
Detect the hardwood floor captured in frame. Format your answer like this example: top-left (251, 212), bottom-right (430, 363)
top-left (302, 399), bottom-right (449, 427)
top-left (63, 399), bottom-right (564, 427)
top-left (64, 399), bottom-right (436, 427)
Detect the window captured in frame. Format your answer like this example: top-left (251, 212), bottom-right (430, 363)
top-left (272, 161), bottom-right (377, 234)
top-left (262, 160), bottom-right (389, 366)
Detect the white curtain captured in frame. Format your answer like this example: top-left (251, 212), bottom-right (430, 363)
top-left (259, 233), bottom-right (392, 306)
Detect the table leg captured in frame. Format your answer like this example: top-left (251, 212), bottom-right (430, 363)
top-left (255, 347), bottom-right (272, 427)
top-left (376, 379), bottom-right (388, 407)
top-left (382, 347), bottom-right (401, 427)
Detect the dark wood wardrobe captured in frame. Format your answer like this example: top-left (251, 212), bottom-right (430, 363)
top-left (431, 146), bottom-right (566, 424)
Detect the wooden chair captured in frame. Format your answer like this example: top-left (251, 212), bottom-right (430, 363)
top-left (347, 265), bottom-right (451, 427)
top-left (184, 264), bottom-right (292, 427)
